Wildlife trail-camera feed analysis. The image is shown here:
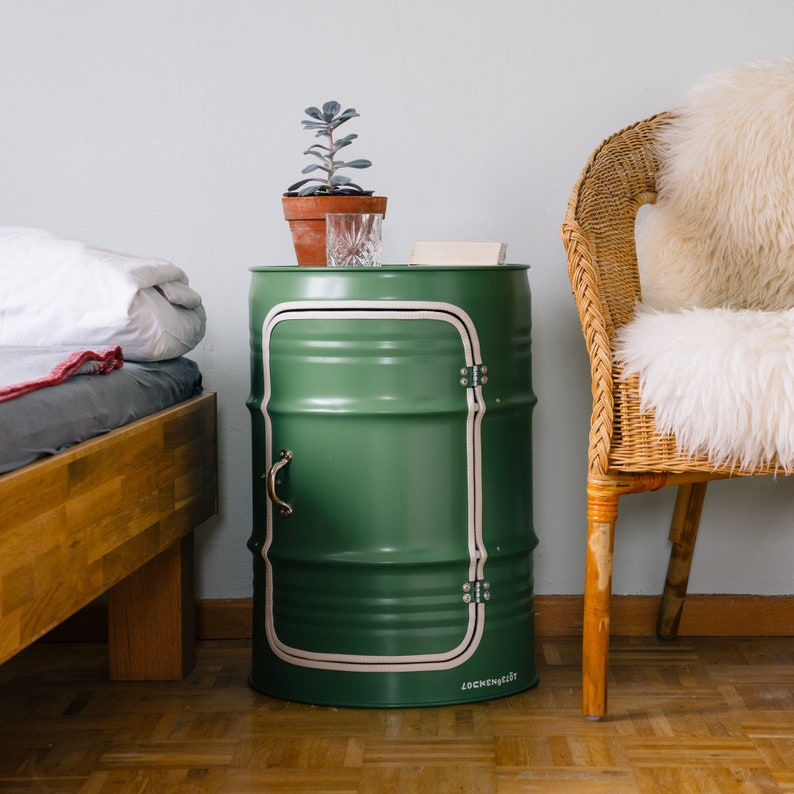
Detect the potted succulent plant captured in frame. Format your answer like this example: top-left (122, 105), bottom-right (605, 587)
top-left (282, 101), bottom-right (387, 265)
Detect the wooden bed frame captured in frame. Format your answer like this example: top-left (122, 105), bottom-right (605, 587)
top-left (0, 391), bottom-right (217, 679)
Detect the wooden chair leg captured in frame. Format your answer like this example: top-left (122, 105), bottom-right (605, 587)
top-left (656, 481), bottom-right (708, 640)
top-left (582, 482), bottom-right (620, 719)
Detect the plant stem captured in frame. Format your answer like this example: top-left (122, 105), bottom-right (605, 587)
top-left (324, 122), bottom-right (334, 190)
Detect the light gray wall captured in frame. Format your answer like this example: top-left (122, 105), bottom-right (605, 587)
top-left (2, 1), bottom-right (793, 599)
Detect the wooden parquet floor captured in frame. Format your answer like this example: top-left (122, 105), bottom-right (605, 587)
top-left (1, 636), bottom-right (794, 792)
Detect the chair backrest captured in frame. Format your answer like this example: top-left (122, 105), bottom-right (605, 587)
top-left (562, 113), bottom-right (673, 337)
top-left (561, 113), bottom-right (673, 475)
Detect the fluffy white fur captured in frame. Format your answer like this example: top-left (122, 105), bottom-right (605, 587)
top-left (615, 306), bottom-right (794, 472)
top-left (618, 59), bottom-right (794, 470)
top-left (637, 58), bottom-right (794, 310)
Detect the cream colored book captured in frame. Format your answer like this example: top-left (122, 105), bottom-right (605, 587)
top-left (409, 240), bottom-right (508, 266)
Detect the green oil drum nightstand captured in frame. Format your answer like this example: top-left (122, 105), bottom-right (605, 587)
top-left (247, 265), bottom-right (538, 707)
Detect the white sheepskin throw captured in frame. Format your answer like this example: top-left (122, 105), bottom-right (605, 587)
top-left (615, 306), bottom-right (794, 472)
top-left (618, 58), bottom-right (794, 471)
top-left (637, 58), bottom-right (794, 310)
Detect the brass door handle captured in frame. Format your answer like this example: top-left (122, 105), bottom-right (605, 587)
top-left (266, 449), bottom-right (293, 516)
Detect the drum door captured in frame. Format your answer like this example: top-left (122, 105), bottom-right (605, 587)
top-left (260, 301), bottom-right (489, 672)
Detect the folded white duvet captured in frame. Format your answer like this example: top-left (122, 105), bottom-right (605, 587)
top-left (0, 227), bottom-right (206, 361)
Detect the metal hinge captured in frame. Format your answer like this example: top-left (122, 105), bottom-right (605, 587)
top-left (461, 580), bottom-right (491, 604)
top-left (459, 363), bottom-right (488, 388)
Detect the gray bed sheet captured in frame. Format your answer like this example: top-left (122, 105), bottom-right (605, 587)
top-left (0, 357), bottom-right (203, 474)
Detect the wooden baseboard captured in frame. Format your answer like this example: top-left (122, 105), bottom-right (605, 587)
top-left (533, 594), bottom-right (794, 637)
top-left (39, 594), bottom-right (794, 644)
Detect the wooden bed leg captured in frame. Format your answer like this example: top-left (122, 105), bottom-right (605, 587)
top-left (107, 533), bottom-right (196, 680)
top-left (582, 482), bottom-right (619, 720)
top-left (656, 482), bottom-right (707, 640)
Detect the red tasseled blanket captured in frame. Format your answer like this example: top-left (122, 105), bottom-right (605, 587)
top-left (0, 346), bottom-right (123, 403)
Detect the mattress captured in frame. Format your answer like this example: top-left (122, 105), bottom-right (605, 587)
top-left (0, 357), bottom-right (203, 475)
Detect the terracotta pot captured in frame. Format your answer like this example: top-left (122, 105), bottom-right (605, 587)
top-left (282, 195), bottom-right (388, 266)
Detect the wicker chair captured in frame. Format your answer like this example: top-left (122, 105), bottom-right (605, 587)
top-left (560, 113), bottom-right (784, 719)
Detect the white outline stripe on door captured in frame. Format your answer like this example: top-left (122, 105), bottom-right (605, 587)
top-left (260, 301), bottom-right (487, 672)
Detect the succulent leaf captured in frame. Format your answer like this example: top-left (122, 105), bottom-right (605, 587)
top-left (322, 100), bottom-right (341, 118)
top-left (336, 159), bottom-right (372, 169)
top-left (332, 134), bottom-right (357, 151)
